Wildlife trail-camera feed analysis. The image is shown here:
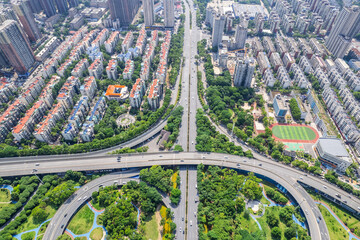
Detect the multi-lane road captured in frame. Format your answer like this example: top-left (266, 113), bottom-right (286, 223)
top-left (178, 0), bottom-right (201, 152)
top-left (5, 151), bottom-right (360, 239)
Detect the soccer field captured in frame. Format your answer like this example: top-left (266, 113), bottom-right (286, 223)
top-left (272, 125), bottom-right (317, 141)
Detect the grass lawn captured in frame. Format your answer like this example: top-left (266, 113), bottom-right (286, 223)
top-left (21, 231), bottom-right (35, 240)
top-left (237, 211), bottom-right (259, 233)
top-left (0, 189), bottom-right (11, 202)
top-left (272, 125), bottom-right (316, 141)
top-left (96, 213), bottom-right (104, 225)
top-left (260, 195), bottom-right (270, 205)
top-left (90, 227), bottom-right (104, 240)
top-left (68, 205), bottom-right (94, 235)
top-left (55, 234), bottom-right (71, 240)
top-left (0, 203), bottom-right (10, 210)
top-left (318, 205), bottom-right (348, 240)
top-left (144, 212), bottom-right (159, 240)
top-left (17, 205), bottom-right (56, 233)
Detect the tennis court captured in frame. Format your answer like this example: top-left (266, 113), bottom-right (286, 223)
top-left (284, 143), bottom-right (305, 152)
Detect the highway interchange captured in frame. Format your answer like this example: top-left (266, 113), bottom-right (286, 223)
top-left (4, 151), bottom-right (360, 239)
top-left (1, 1), bottom-right (360, 240)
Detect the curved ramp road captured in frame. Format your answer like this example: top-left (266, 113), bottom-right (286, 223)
top-left (44, 170), bottom-right (141, 240)
top-left (33, 153), bottom-right (341, 240)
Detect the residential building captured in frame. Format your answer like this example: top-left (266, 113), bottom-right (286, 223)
top-left (148, 79), bottom-right (161, 109)
top-left (105, 31), bottom-right (120, 54)
top-left (40, 0), bottom-right (57, 17)
top-left (282, 52), bottom-right (295, 70)
top-left (233, 24), bottom-right (247, 50)
top-left (255, 12), bottom-right (264, 33)
top-left (80, 76), bottom-right (97, 99)
top-left (55, 0), bottom-right (68, 14)
top-left (164, 0), bottom-right (175, 27)
top-left (130, 78), bottom-right (146, 108)
top-left (0, 20), bottom-right (35, 74)
top-left (71, 58), bottom-right (89, 77)
top-left (123, 59), bottom-right (134, 80)
top-left (122, 31), bottom-right (133, 53)
top-left (269, 52), bottom-right (283, 71)
top-left (212, 14), bottom-right (225, 48)
top-left (334, 58), bottom-right (350, 74)
top-left (106, 59), bottom-right (118, 80)
top-left (108, 0), bottom-right (140, 26)
top-left (144, 0), bottom-right (154, 27)
top-left (233, 58), bottom-right (255, 87)
top-left (299, 56), bottom-right (313, 74)
top-left (277, 66), bottom-right (291, 88)
top-left (257, 52), bottom-right (271, 74)
top-left (264, 69), bottom-right (276, 87)
top-left (88, 58), bottom-right (103, 79)
top-left (12, 0), bottom-right (42, 42)
top-left (33, 102), bottom-right (66, 143)
top-left (325, 6), bottom-right (360, 58)
top-left (349, 59), bottom-right (360, 72)
top-left (263, 36), bottom-right (276, 58)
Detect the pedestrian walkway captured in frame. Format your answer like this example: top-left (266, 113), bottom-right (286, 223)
top-left (315, 201), bottom-right (360, 240)
top-left (65, 199), bottom-right (141, 239)
top-left (12, 218), bottom-right (52, 240)
top-left (65, 202), bottom-right (107, 239)
top-left (0, 184), bottom-right (13, 193)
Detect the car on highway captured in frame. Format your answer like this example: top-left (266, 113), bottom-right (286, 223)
top-left (35, 163), bottom-right (40, 166)
top-left (182, 217), bottom-right (184, 221)
top-left (179, 227), bottom-right (182, 232)
top-left (190, 220), bottom-right (192, 226)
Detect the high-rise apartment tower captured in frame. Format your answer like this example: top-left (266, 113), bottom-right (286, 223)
top-left (12, 0), bottom-right (42, 42)
top-left (0, 20), bottom-right (35, 73)
top-left (325, 6), bottom-right (360, 58)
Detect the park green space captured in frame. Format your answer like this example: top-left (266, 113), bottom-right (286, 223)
top-left (90, 227), bottom-right (104, 240)
top-left (309, 191), bottom-right (360, 237)
top-left (67, 205), bottom-right (94, 235)
top-left (0, 189), bottom-right (11, 202)
top-left (144, 211), bottom-right (160, 240)
top-left (257, 206), bottom-right (289, 240)
top-left (17, 205), bottom-right (56, 233)
top-left (272, 125), bottom-right (316, 141)
top-left (318, 205), bottom-right (349, 240)
top-left (21, 231), bottom-right (35, 240)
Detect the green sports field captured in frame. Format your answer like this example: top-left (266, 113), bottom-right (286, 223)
top-left (272, 125), bottom-right (317, 141)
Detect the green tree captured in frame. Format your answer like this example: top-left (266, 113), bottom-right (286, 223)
top-left (170, 188), bottom-right (181, 205)
top-left (266, 212), bottom-right (279, 228)
top-left (271, 227), bottom-right (282, 239)
top-left (32, 207), bottom-right (48, 224)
